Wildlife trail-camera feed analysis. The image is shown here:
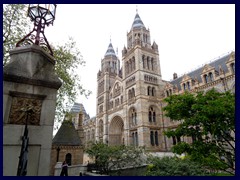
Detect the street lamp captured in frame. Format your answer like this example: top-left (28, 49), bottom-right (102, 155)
top-left (16, 4), bottom-right (57, 56)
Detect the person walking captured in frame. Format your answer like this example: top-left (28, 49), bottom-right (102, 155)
top-left (60, 161), bottom-right (68, 176)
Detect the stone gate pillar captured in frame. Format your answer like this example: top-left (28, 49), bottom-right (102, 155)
top-left (3, 45), bottom-right (62, 176)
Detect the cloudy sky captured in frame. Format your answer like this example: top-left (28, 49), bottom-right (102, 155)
top-left (45, 4), bottom-right (235, 118)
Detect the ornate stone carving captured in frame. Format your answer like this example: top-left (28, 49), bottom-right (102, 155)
top-left (9, 97), bottom-right (42, 125)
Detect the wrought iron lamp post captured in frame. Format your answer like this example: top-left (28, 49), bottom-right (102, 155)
top-left (16, 4), bottom-right (57, 56)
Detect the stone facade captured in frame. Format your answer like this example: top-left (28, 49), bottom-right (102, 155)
top-left (81, 12), bottom-right (235, 152)
top-left (3, 45), bottom-right (62, 176)
top-left (162, 51), bottom-right (235, 150)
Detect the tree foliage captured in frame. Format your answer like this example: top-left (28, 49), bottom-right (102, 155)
top-left (145, 156), bottom-right (209, 176)
top-left (3, 4), bottom-right (30, 65)
top-left (163, 89), bottom-right (235, 174)
top-left (3, 4), bottom-right (91, 128)
top-left (85, 142), bottom-right (147, 175)
top-left (53, 38), bottom-right (91, 125)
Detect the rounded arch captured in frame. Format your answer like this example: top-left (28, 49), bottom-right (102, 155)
top-left (148, 104), bottom-right (160, 123)
top-left (65, 153), bottom-right (72, 165)
top-left (128, 106), bottom-right (137, 126)
top-left (109, 116), bottom-right (124, 145)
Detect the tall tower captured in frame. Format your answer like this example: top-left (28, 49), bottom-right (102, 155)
top-left (96, 41), bottom-right (120, 143)
top-left (121, 12), bottom-right (165, 150)
top-left (95, 11), bottom-right (166, 151)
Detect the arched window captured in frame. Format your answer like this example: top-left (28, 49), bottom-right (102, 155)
top-left (135, 132), bottom-right (138, 146)
top-left (183, 83), bottom-right (186, 90)
top-left (148, 111), bottom-right (152, 122)
top-left (151, 58), bottom-right (154, 71)
top-left (153, 112), bottom-right (156, 122)
top-left (132, 88), bottom-right (135, 97)
top-left (148, 86), bottom-right (151, 96)
top-left (147, 57), bottom-right (150, 69)
top-left (150, 131), bottom-right (154, 146)
top-left (155, 131), bottom-right (159, 146)
top-left (142, 55), bottom-right (145, 69)
top-left (135, 112), bottom-right (137, 125)
top-left (209, 72), bottom-right (213, 82)
top-left (187, 81), bottom-right (190, 90)
top-left (126, 62), bottom-right (129, 74)
top-left (152, 87), bottom-right (155, 96)
top-left (130, 108), bottom-right (137, 126)
top-left (149, 107), bottom-right (156, 123)
top-left (204, 74), bottom-right (208, 83)
top-left (169, 89), bottom-right (172, 95)
top-left (128, 89), bottom-right (132, 99)
top-left (132, 57), bottom-right (135, 70)
top-left (66, 153), bottom-right (72, 166)
top-left (129, 60), bottom-right (132, 72)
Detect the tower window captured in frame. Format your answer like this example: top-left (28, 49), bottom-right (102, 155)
top-left (155, 131), bottom-right (159, 146)
top-left (142, 55), bottom-right (145, 69)
top-left (149, 107), bottom-right (156, 123)
top-left (148, 86), bottom-right (151, 96)
top-left (149, 111), bottom-right (152, 122)
top-left (150, 131), bottom-right (154, 146)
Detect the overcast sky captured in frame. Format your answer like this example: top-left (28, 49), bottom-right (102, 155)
top-left (45, 4), bottom-right (235, 119)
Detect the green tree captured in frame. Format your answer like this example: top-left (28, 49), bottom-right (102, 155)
top-left (3, 4), bottom-right (91, 128)
top-left (85, 142), bottom-right (147, 175)
top-left (163, 89), bottom-right (235, 174)
top-left (3, 4), bottom-right (30, 65)
top-left (145, 156), bottom-right (209, 176)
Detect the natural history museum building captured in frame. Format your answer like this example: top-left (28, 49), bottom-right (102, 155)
top-left (67, 12), bottom-right (235, 152)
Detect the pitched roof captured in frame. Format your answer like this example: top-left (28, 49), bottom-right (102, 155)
top-left (170, 53), bottom-right (231, 91)
top-left (52, 120), bottom-right (82, 146)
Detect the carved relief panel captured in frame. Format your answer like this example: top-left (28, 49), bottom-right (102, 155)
top-left (8, 92), bottom-right (46, 125)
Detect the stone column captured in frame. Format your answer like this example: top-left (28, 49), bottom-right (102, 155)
top-left (3, 45), bottom-right (62, 176)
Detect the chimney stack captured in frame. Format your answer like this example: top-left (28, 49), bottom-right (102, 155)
top-left (173, 72), bottom-right (178, 79)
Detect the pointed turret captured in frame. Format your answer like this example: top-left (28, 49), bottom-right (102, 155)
top-left (101, 41), bottom-right (119, 74)
top-left (131, 13), bottom-right (146, 30)
top-left (104, 43), bottom-right (117, 58)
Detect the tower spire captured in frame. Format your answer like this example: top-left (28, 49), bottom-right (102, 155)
top-left (136, 5), bottom-right (138, 13)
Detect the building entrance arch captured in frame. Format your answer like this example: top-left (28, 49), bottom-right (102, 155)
top-left (109, 116), bottom-right (124, 145)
